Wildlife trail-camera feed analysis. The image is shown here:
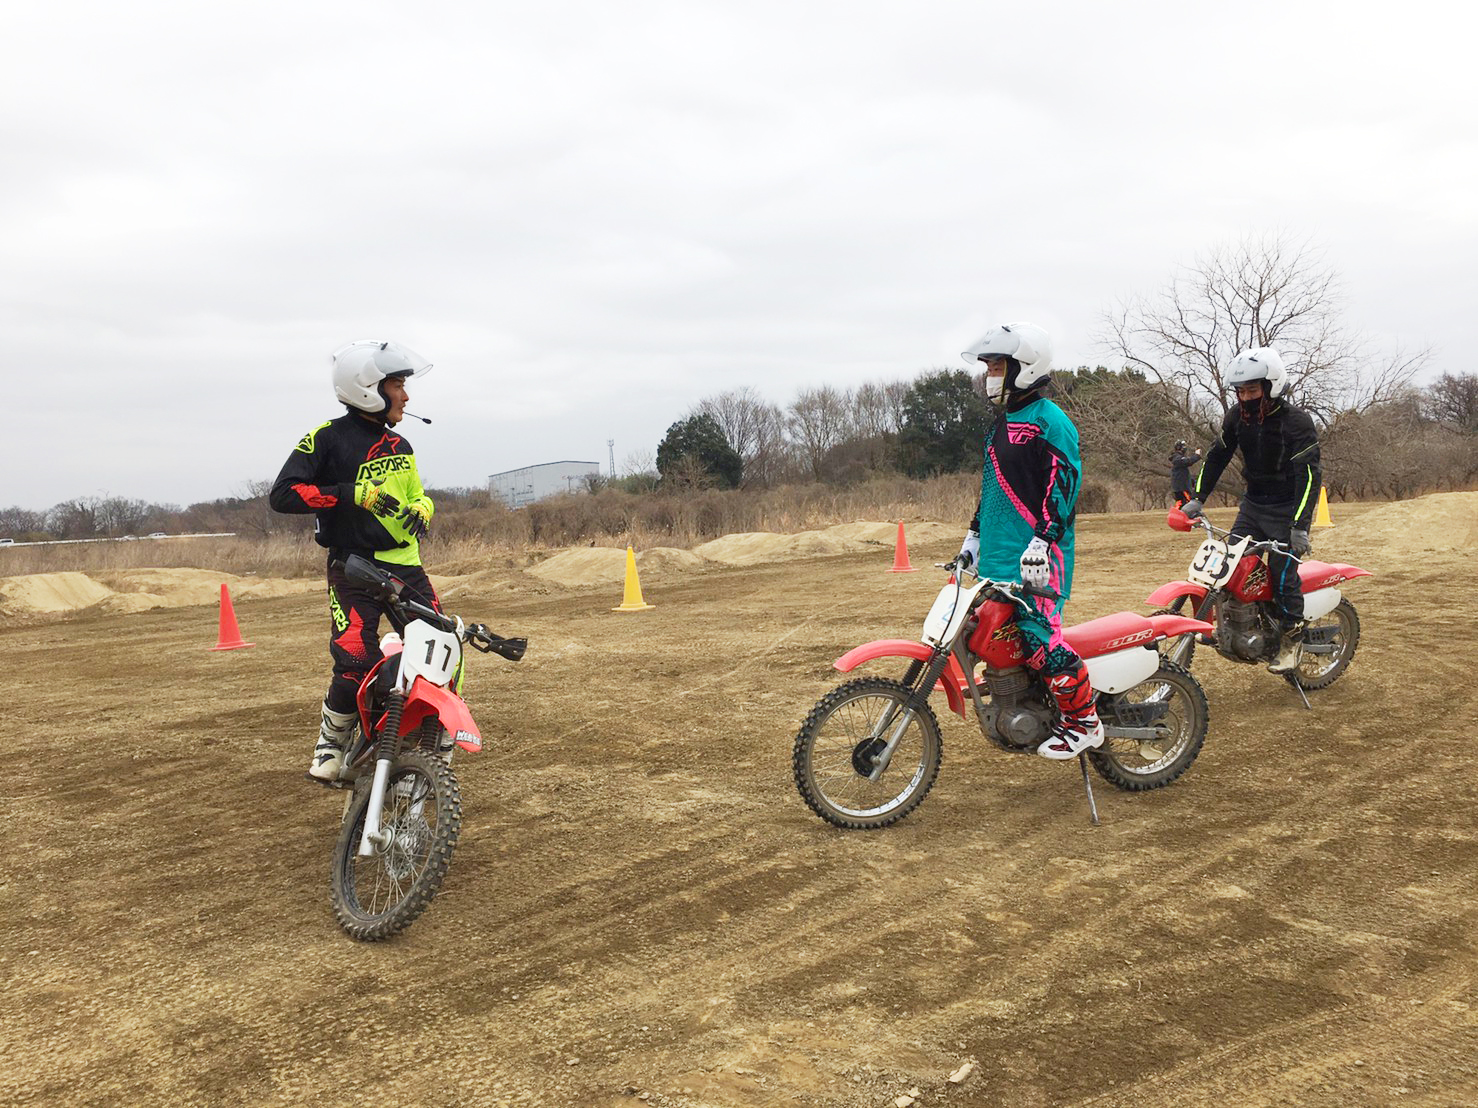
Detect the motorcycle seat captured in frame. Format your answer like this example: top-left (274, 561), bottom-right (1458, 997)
top-left (1062, 612), bottom-right (1158, 659)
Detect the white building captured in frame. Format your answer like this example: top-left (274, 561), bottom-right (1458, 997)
top-left (489, 460), bottom-right (601, 508)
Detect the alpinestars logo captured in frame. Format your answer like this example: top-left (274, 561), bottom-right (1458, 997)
top-left (357, 455), bottom-right (413, 481)
top-left (367, 433), bottom-right (404, 460)
top-left (1006, 423), bottom-right (1041, 445)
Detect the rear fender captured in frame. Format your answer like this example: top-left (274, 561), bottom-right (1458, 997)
top-left (1145, 581), bottom-right (1208, 609)
top-left (399, 675), bottom-right (483, 753)
top-left (834, 639), bottom-right (970, 719)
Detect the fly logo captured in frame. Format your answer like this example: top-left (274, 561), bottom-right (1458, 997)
top-left (357, 455), bottom-right (412, 481)
top-left (1105, 629), bottom-right (1154, 649)
top-left (1006, 423), bottom-right (1041, 445)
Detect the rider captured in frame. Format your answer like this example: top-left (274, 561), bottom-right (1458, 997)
top-left (270, 340), bottom-right (441, 783)
top-left (1169, 440), bottom-right (1200, 507)
top-left (1179, 346), bottom-right (1321, 674)
top-left (954, 323), bottom-right (1103, 759)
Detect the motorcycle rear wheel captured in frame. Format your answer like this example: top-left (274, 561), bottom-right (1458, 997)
top-left (792, 677), bottom-right (942, 830)
top-left (1090, 660), bottom-right (1208, 792)
top-left (330, 750), bottom-right (463, 941)
top-left (1288, 598), bottom-right (1360, 690)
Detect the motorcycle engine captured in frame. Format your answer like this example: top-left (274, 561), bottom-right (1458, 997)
top-left (1217, 599), bottom-right (1275, 661)
top-left (980, 665), bottom-right (1054, 749)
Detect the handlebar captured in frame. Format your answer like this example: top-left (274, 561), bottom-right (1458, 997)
top-left (333, 555), bottom-right (527, 662)
top-left (1174, 513), bottom-right (1301, 560)
top-left (935, 560), bottom-right (1061, 603)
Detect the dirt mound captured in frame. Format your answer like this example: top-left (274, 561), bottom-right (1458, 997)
top-left (1330, 491), bottom-right (1478, 552)
top-left (0, 568), bottom-right (318, 618)
top-left (528, 546), bottom-right (705, 587)
top-left (0, 572), bottom-right (113, 616)
top-left (696, 521), bottom-right (955, 567)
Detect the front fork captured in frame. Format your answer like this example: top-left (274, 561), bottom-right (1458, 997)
top-left (358, 691), bottom-right (405, 857)
top-left (864, 651), bottom-right (951, 781)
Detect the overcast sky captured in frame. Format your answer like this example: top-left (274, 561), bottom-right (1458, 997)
top-left (5, 0), bottom-right (1473, 511)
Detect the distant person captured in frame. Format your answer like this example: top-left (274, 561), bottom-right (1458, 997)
top-left (1169, 440), bottom-right (1201, 506)
top-left (954, 322), bottom-right (1103, 759)
top-left (1180, 347), bottom-right (1321, 674)
top-left (270, 340), bottom-right (439, 784)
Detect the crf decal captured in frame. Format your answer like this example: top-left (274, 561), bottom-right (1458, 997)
top-left (367, 432), bottom-right (405, 460)
top-left (1006, 422), bottom-right (1041, 445)
top-left (1105, 629), bottom-right (1154, 649)
top-left (1313, 573), bottom-right (1346, 589)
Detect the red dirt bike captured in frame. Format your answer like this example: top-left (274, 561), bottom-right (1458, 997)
top-left (324, 555), bottom-right (526, 941)
top-left (792, 567), bottom-right (1216, 828)
top-left (1146, 509), bottom-right (1369, 705)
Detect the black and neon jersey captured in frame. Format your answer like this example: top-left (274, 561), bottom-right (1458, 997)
top-left (269, 414), bottom-right (432, 567)
top-left (1193, 400), bottom-right (1321, 529)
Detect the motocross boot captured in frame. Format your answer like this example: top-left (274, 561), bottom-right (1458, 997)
top-left (1267, 623), bottom-right (1305, 674)
top-left (1038, 661), bottom-right (1105, 760)
top-left (308, 702), bottom-right (357, 783)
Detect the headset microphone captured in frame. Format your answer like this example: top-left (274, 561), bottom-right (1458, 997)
top-left (404, 412), bottom-right (433, 424)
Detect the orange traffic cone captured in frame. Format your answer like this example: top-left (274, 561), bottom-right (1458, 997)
top-left (612, 546), bottom-right (654, 612)
top-left (210, 583), bottom-right (255, 650)
top-left (887, 521), bottom-right (917, 573)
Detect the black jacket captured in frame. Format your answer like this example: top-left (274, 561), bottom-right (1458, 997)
top-left (1193, 400), bottom-right (1321, 529)
top-left (269, 413), bottom-right (431, 566)
top-left (1169, 448), bottom-right (1198, 489)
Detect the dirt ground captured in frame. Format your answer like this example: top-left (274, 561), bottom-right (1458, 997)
top-left (4, 499), bottom-right (1477, 1107)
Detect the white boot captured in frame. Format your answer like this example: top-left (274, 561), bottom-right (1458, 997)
top-left (1267, 625), bottom-right (1304, 674)
top-left (308, 703), bottom-right (357, 782)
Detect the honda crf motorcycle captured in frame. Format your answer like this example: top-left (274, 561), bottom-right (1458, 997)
top-left (792, 568), bottom-right (1216, 828)
top-left (324, 555), bottom-right (527, 941)
top-left (1146, 508), bottom-right (1368, 700)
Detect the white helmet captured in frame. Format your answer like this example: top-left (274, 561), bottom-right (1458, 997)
top-left (1225, 346), bottom-right (1287, 399)
top-left (961, 322), bottom-right (1053, 401)
top-left (331, 340), bottom-right (432, 414)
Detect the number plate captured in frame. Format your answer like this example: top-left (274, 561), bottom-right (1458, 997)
top-left (400, 618), bottom-right (462, 689)
top-left (1187, 537), bottom-right (1238, 589)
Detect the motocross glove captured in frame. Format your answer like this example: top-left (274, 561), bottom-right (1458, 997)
top-left (1180, 498), bottom-right (1203, 519)
top-left (1290, 528), bottom-right (1311, 557)
top-left (399, 495), bottom-right (434, 540)
top-left (354, 479), bottom-right (402, 519)
top-left (956, 529), bottom-right (980, 574)
top-left (1020, 536), bottom-right (1051, 589)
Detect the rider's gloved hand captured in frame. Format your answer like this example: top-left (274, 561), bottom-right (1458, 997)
top-left (1180, 498), bottom-right (1203, 519)
top-left (1290, 528), bottom-right (1311, 556)
top-left (956, 529), bottom-right (980, 574)
top-left (354, 479), bottom-right (402, 519)
top-left (399, 495), bottom-right (434, 540)
top-left (1020, 536), bottom-right (1051, 588)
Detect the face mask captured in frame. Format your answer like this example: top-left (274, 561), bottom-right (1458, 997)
top-left (986, 374), bottom-right (1008, 404)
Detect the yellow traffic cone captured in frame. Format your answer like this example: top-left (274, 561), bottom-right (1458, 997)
top-left (1313, 486), bottom-right (1334, 528)
top-left (612, 545), bottom-right (654, 611)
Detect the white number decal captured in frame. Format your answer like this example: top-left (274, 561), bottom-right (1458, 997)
top-left (399, 619), bottom-right (461, 689)
top-left (1187, 538), bottom-right (1238, 589)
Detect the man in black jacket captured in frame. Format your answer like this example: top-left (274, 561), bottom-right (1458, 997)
top-left (1180, 347), bottom-right (1321, 674)
top-left (1169, 440), bottom-right (1200, 506)
top-left (270, 340), bottom-right (440, 783)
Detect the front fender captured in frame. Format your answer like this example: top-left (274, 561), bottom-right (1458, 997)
top-left (1145, 581), bottom-right (1208, 609)
top-left (834, 639), bottom-right (970, 719)
top-left (399, 675), bottom-right (483, 753)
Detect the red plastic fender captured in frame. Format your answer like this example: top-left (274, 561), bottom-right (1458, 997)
top-left (834, 639), bottom-right (970, 719)
top-left (1298, 561), bottom-right (1373, 591)
top-left (1145, 580), bottom-right (1208, 609)
top-left (398, 675), bottom-right (483, 753)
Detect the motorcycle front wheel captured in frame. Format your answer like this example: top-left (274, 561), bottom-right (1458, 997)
top-left (1091, 660), bottom-right (1208, 792)
top-left (1288, 598), bottom-right (1360, 690)
top-left (792, 677), bottom-right (942, 830)
top-left (330, 750), bottom-right (463, 941)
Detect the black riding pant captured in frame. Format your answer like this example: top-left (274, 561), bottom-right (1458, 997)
top-left (1229, 498), bottom-right (1302, 629)
top-left (323, 559), bottom-right (441, 713)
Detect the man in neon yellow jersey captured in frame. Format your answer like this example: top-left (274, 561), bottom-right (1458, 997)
top-left (271, 340), bottom-right (440, 783)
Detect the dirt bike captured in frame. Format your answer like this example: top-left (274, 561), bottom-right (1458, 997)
top-left (792, 566), bottom-right (1216, 828)
top-left (1146, 508), bottom-right (1369, 706)
top-left (323, 555), bottom-right (526, 941)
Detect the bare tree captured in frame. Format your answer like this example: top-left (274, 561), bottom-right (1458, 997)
top-left (787, 385), bottom-right (853, 480)
top-left (1103, 234), bottom-right (1426, 429)
top-left (1423, 372), bottom-right (1478, 432)
top-left (695, 387), bottom-right (789, 488)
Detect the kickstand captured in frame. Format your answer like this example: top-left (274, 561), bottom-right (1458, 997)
top-left (1287, 675), bottom-right (1312, 711)
top-left (1078, 752), bottom-right (1101, 825)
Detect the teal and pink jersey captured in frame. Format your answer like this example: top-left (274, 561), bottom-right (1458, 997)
top-left (971, 395), bottom-right (1083, 660)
